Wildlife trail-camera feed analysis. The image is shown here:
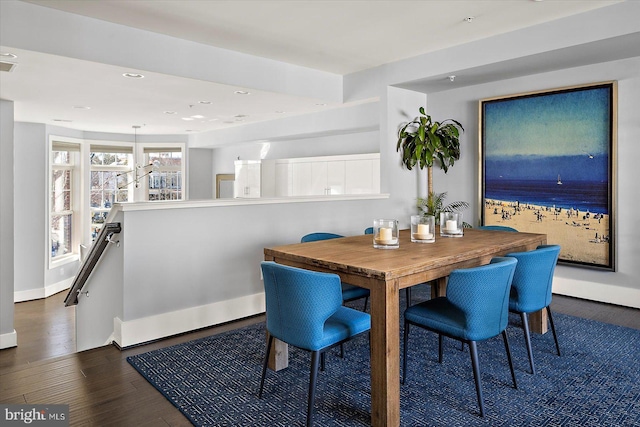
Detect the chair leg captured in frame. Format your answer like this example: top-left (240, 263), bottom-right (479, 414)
top-left (307, 351), bottom-right (321, 427)
top-left (547, 306), bottom-right (561, 356)
top-left (502, 330), bottom-right (518, 389)
top-left (405, 288), bottom-right (411, 309)
top-left (340, 343), bottom-right (345, 358)
top-left (468, 341), bottom-right (485, 417)
top-left (259, 334), bottom-right (274, 398)
top-left (402, 321), bottom-right (410, 385)
top-left (520, 312), bottom-right (536, 375)
top-left (438, 334), bottom-right (444, 363)
top-left (362, 296), bottom-right (369, 312)
top-left (320, 352), bottom-right (326, 372)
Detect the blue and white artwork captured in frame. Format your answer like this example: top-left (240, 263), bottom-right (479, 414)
top-left (481, 83), bottom-right (614, 270)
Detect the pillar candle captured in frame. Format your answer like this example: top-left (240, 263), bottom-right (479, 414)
top-left (417, 223), bottom-right (429, 235)
top-left (445, 220), bottom-right (457, 231)
top-left (380, 227), bottom-right (392, 241)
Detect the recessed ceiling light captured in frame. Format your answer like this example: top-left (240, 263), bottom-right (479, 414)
top-left (190, 115), bottom-right (205, 119)
top-left (315, 103), bottom-right (327, 106)
top-left (73, 106), bottom-right (91, 110)
top-left (275, 110), bottom-right (285, 114)
top-left (234, 114), bottom-right (248, 118)
top-left (53, 119), bottom-right (72, 123)
top-left (234, 90), bottom-right (250, 95)
top-left (448, 75), bottom-right (456, 82)
top-left (123, 72), bottom-right (144, 79)
top-left (181, 117), bottom-right (195, 121)
top-left (198, 101), bottom-right (212, 104)
top-left (463, 16), bottom-right (474, 23)
top-left (164, 111), bottom-right (177, 115)
top-left (0, 52), bottom-right (17, 59)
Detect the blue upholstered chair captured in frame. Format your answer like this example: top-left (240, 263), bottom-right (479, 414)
top-left (300, 232), bottom-right (344, 243)
top-left (402, 257), bottom-right (519, 417)
top-left (301, 233), bottom-right (370, 311)
top-left (259, 261), bottom-right (371, 427)
top-left (476, 225), bottom-right (518, 232)
top-left (506, 244), bottom-right (561, 375)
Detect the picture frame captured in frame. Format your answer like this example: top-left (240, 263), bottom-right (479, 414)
top-left (479, 82), bottom-right (617, 270)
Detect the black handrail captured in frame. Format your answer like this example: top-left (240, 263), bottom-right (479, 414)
top-left (64, 222), bottom-right (122, 307)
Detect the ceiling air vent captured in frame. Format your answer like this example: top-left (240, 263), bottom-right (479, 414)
top-left (0, 61), bottom-right (17, 72)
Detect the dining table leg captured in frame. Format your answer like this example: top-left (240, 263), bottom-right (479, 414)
top-left (529, 309), bottom-right (549, 334)
top-left (369, 278), bottom-right (400, 427)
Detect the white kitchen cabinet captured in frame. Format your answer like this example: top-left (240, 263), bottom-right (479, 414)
top-left (292, 162), bottom-right (313, 196)
top-left (273, 153), bottom-right (378, 197)
top-left (314, 160), bottom-right (345, 195)
top-left (234, 160), bottom-right (261, 198)
top-left (345, 158), bottom-right (380, 194)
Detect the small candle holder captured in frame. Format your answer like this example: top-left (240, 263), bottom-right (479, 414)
top-left (373, 219), bottom-right (399, 249)
top-left (411, 215), bottom-right (435, 243)
top-left (440, 212), bottom-right (463, 237)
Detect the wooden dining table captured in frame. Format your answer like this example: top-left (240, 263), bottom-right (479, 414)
top-left (264, 227), bottom-right (547, 427)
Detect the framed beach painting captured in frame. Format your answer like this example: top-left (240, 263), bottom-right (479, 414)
top-left (479, 82), bottom-right (617, 270)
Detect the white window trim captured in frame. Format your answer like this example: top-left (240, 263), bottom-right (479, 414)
top-left (48, 135), bottom-right (85, 269)
top-left (89, 142), bottom-right (135, 240)
top-left (135, 142), bottom-right (187, 202)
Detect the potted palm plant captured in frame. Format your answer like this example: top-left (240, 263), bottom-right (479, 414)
top-left (396, 107), bottom-right (469, 223)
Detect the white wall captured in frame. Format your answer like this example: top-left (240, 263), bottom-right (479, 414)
top-left (423, 58), bottom-right (640, 306)
top-left (13, 123), bottom-right (46, 295)
top-left (12, 123), bottom-right (189, 301)
top-left (190, 100), bottom-right (379, 148)
top-left (0, 100), bottom-right (16, 348)
top-left (188, 148), bottom-right (214, 200)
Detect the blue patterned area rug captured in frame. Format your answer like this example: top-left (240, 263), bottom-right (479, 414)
top-left (127, 296), bottom-right (640, 426)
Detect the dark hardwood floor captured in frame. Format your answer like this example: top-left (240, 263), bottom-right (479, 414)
top-left (1, 290), bottom-right (638, 426)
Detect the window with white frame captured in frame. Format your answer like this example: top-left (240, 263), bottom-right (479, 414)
top-left (143, 147), bottom-right (183, 201)
top-left (89, 145), bottom-right (133, 240)
top-left (50, 141), bottom-right (81, 262)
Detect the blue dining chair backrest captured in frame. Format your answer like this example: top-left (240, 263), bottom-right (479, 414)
top-left (445, 257), bottom-right (518, 341)
top-left (476, 225), bottom-right (518, 232)
top-left (364, 227), bottom-right (373, 235)
top-left (301, 232), bottom-right (343, 243)
top-left (506, 245), bottom-right (561, 313)
top-left (261, 261), bottom-right (343, 351)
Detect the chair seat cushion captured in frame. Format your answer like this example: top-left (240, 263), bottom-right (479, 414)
top-left (311, 306), bottom-right (370, 351)
top-left (405, 298), bottom-right (470, 340)
top-left (341, 283), bottom-right (370, 301)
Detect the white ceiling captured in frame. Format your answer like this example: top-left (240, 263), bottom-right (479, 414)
top-left (0, 0), bottom-right (626, 135)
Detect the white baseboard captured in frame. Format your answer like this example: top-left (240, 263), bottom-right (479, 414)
top-left (553, 277), bottom-right (640, 309)
top-left (14, 277), bottom-right (73, 302)
top-left (113, 292), bottom-right (266, 348)
top-left (0, 329), bottom-right (17, 349)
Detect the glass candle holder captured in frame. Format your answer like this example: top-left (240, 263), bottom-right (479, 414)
top-left (373, 219), bottom-right (399, 249)
top-left (411, 215), bottom-right (435, 243)
top-left (440, 212), bottom-right (463, 237)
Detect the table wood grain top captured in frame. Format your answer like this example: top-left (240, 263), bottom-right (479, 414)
top-left (264, 228), bottom-right (547, 287)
